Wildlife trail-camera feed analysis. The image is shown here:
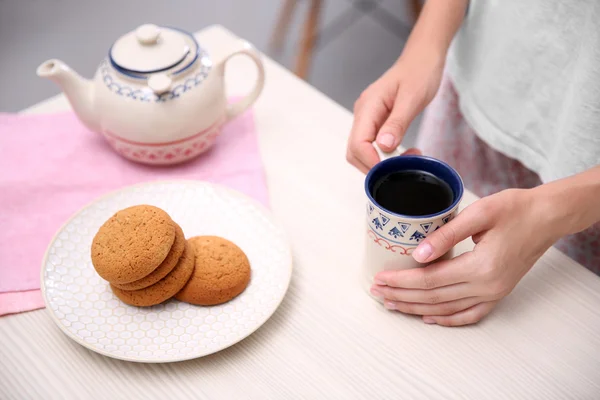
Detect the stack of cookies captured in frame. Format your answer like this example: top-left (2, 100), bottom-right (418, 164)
top-left (91, 205), bottom-right (251, 307)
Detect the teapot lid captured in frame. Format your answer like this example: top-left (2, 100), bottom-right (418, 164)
top-left (109, 24), bottom-right (200, 74)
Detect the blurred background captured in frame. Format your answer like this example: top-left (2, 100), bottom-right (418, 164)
top-left (0, 0), bottom-right (423, 144)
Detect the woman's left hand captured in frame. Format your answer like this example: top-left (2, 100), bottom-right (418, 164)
top-left (370, 188), bottom-right (563, 326)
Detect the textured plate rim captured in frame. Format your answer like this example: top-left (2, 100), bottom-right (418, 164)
top-left (40, 179), bottom-right (293, 363)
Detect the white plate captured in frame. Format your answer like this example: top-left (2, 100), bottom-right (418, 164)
top-left (41, 180), bottom-right (292, 363)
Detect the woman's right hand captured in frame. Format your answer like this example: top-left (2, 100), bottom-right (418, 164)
top-left (346, 49), bottom-right (445, 174)
top-left (346, 0), bottom-right (471, 173)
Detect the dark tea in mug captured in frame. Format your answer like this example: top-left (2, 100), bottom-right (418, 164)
top-left (370, 170), bottom-right (454, 216)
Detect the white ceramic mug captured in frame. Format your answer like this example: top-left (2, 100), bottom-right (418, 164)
top-left (362, 145), bottom-right (464, 297)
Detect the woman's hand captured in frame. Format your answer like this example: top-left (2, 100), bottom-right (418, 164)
top-left (346, 51), bottom-right (444, 173)
top-left (346, 0), bottom-right (469, 174)
top-left (370, 188), bottom-right (564, 326)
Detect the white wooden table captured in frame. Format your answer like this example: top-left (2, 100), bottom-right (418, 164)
top-left (1, 25), bottom-right (600, 400)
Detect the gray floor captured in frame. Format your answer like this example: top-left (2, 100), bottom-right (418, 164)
top-left (0, 0), bottom-right (420, 145)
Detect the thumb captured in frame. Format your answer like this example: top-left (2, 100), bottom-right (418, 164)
top-left (412, 204), bottom-right (491, 263)
top-left (376, 91), bottom-right (421, 152)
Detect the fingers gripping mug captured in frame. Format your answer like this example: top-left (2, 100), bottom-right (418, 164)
top-left (363, 145), bottom-right (464, 297)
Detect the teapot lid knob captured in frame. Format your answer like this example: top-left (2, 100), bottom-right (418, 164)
top-left (136, 24), bottom-right (161, 45)
top-left (148, 73), bottom-right (172, 94)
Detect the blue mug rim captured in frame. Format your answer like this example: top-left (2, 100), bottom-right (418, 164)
top-left (364, 155), bottom-right (464, 220)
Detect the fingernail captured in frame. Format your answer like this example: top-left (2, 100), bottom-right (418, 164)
top-left (374, 279), bottom-right (386, 286)
top-left (370, 287), bottom-right (383, 298)
top-left (377, 133), bottom-right (395, 148)
top-left (423, 317), bottom-right (436, 324)
top-left (384, 301), bottom-right (396, 310)
top-left (413, 243), bottom-right (433, 262)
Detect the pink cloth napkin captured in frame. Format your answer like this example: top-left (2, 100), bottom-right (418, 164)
top-left (0, 108), bottom-right (268, 316)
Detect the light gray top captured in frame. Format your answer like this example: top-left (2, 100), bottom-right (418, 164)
top-left (447, 0), bottom-right (600, 182)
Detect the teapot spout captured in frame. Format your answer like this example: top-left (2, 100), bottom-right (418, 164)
top-left (37, 59), bottom-right (100, 133)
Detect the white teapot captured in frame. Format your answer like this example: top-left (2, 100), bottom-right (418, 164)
top-left (37, 24), bottom-right (265, 165)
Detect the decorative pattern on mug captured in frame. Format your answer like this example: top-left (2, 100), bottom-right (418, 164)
top-left (409, 231), bottom-right (426, 243)
top-left (366, 201), bottom-right (455, 251)
top-left (367, 230), bottom-right (413, 255)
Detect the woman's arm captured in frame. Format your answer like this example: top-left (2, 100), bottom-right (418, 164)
top-left (347, 0), bottom-right (469, 173)
top-left (400, 0), bottom-right (469, 63)
top-left (539, 165), bottom-right (600, 236)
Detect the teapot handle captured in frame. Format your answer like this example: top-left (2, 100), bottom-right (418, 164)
top-left (218, 42), bottom-right (266, 122)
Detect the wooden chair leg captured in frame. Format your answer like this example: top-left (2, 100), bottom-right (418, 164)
top-left (295, 0), bottom-right (322, 79)
top-left (409, 0), bottom-right (423, 23)
top-left (270, 0), bottom-right (299, 54)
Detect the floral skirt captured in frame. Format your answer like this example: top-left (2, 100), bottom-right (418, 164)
top-left (416, 73), bottom-right (600, 274)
